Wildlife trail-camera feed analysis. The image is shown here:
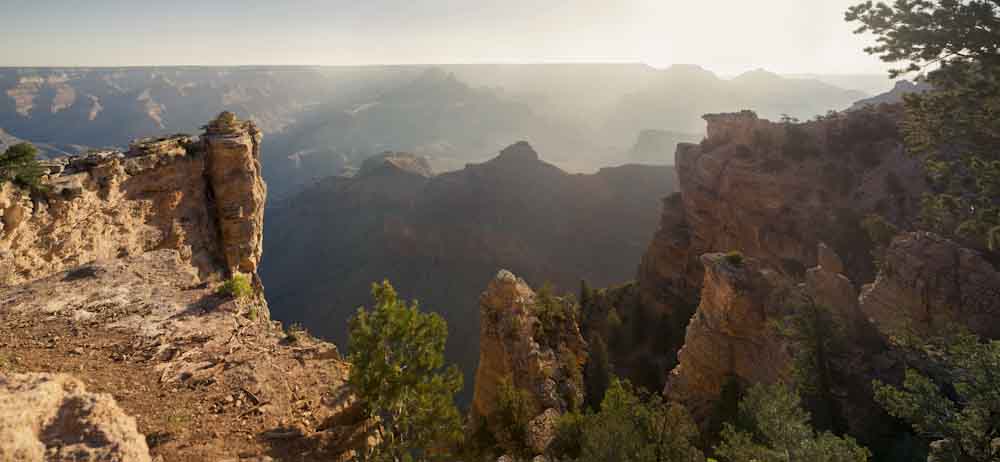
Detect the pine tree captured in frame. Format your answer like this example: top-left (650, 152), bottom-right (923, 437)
top-left (347, 281), bottom-right (464, 461)
top-left (0, 143), bottom-right (45, 190)
top-left (715, 383), bottom-right (870, 462)
top-left (873, 333), bottom-right (1000, 462)
top-left (847, 0), bottom-right (1000, 251)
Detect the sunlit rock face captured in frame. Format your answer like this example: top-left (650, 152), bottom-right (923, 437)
top-left (665, 253), bottom-right (791, 423)
top-left (470, 270), bottom-right (587, 457)
top-left (0, 373), bottom-right (152, 462)
top-left (636, 107), bottom-right (926, 325)
top-left (0, 113), bottom-right (370, 461)
top-left (0, 112), bottom-right (265, 286)
top-left (860, 231), bottom-right (1000, 340)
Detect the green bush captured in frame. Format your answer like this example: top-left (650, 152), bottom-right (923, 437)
top-left (723, 251), bottom-right (745, 267)
top-left (573, 379), bottom-right (704, 462)
top-left (715, 383), bottom-right (870, 462)
top-left (348, 280), bottom-right (464, 461)
top-left (534, 283), bottom-right (578, 347)
top-left (0, 143), bottom-right (46, 191)
top-left (490, 377), bottom-right (537, 458)
top-left (217, 274), bottom-right (253, 299)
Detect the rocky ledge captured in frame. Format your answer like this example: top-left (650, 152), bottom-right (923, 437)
top-left (0, 113), bottom-right (369, 461)
top-left (0, 111), bottom-right (265, 286)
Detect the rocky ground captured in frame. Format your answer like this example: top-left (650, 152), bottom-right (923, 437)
top-left (0, 250), bottom-right (368, 461)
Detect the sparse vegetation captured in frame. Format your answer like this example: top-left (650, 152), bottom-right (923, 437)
top-left (488, 377), bottom-right (537, 458)
top-left (715, 383), bottom-right (871, 462)
top-left (284, 322), bottom-right (308, 344)
top-left (780, 302), bottom-right (850, 434)
top-left (848, 0), bottom-right (1000, 252)
top-left (723, 251), bottom-right (745, 267)
top-left (534, 283), bottom-right (579, 348)
top-left (0, 143), bottom-right (46, 191)
top-left (347, 280), bottom-right (463, 461)
top-left (217, 273), bottom-right (253, 299)
top-left (873, 332), bottom-right (1000, 462)
top-left (566, 378), bottom-right (704, 462)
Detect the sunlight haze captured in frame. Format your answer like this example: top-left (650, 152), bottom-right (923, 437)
top-left (3, 0), bottom-right (887, 74)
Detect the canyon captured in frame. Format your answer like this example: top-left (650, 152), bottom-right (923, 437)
top-left (2, 102), bottom-right (998, 462)
top-left (261, 142), bottom-right (675, 398)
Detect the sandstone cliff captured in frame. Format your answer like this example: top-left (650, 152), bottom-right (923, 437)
top-left (470, 270), bottom-right (587, 456)
top-left (860, 231), bottom-right (1000, 340)
top-left (1, 111), bottom-right (265, 287)
top-left (666, 244), bottom-right (903, 450)
top-left (637, 108), bottom-right (927, 325)
top-left (0, 113), bottom-right (367, 462)
top-left (665, 253), bottom-right (791, 422)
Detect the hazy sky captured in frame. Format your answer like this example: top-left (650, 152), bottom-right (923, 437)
top-left (1, 0), bottom-right (890, 74)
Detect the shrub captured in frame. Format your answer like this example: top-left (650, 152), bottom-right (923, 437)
top-left (491, 377), bottom-right (537, 458)
top-left (723, 251), bottom-right (745, 267)
top-left (715, 383), bottom-right (870, 462)
top-left (0, 143), bottom-right (46, 191)
top-left (348, 281), bottom-right (464, 461)
top-left (534, 283), bottom-right (578, 347)
top-left (217, 274), bottom-right (253, 299)
top-left (574, 379), bottom-right (704, 462)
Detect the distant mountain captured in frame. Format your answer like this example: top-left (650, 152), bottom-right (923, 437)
top-left (783, 73), bottom-right (897, 96)
top-left (849, 80), bottom-right (932, 110)
top-left (1, 65), bottom-right (871, 199)
top-left (608, 66), bottom-right (868, 134)
top-left (0, 67), bottom-right (341, 147)
top-left (260, 142), bottom-right (676, 400)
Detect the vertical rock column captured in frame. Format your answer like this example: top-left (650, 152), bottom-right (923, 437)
top-left (202, 111), bottom-right (266, 277)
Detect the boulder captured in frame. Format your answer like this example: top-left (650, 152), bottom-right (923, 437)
top-left (0, 373), bottom-right (151, 462)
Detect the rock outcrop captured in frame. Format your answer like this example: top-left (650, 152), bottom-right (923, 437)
top-left (470, 270), bottom-right (586, 456)
top-left (666, 246), bottom-right (900, 447)
top-left (203, 112), bottom-right (267, 277)
top-left (0, 373), bottom-right (151, 462)
top-left (860, 232), bottom-right (1000, 340)
top-left (636, 108), bottom-right (927, 326)
top-left (665, 254), bottom-right (791, 422)
top-left (0, 113), bottom-right (368, 461)
top-left (0, 111), bottom-right (265, 287)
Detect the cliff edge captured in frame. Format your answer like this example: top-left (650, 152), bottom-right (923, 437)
top-left (0, 113), bottom-right (367, 462)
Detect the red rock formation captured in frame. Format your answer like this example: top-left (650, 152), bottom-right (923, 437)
top-left (860, 232), bottom-right (1000, 340)
top-left (665, 253), bottom-right (791, 422)
top-left (0, 112), bottom-right (265, 286)
top-left (0, 113), bottom-right (368, 461)
top-left (637, 108), bottom-right (926, 323)
top-left (470, 270), bottom-right (586, 456)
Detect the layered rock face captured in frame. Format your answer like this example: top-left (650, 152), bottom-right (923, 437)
top-left (0, 373), bottom-right (151, 462)
top-left (0, 113), bottom-right (366, 461)
top-left (665, 254), bottom-right (791, 421)
top-left (860, 232), bottom-right (1000, 340)
top-left (637, 108), bottom-right (926, 323)
top-left (666, 246), bottom-right (900, 446)
top-left (203, 112), bottom-right (267, 277)
top-left (471, 270), bottom-right (587, 455)
top-left (0, 112), bottom-right (265, 286)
